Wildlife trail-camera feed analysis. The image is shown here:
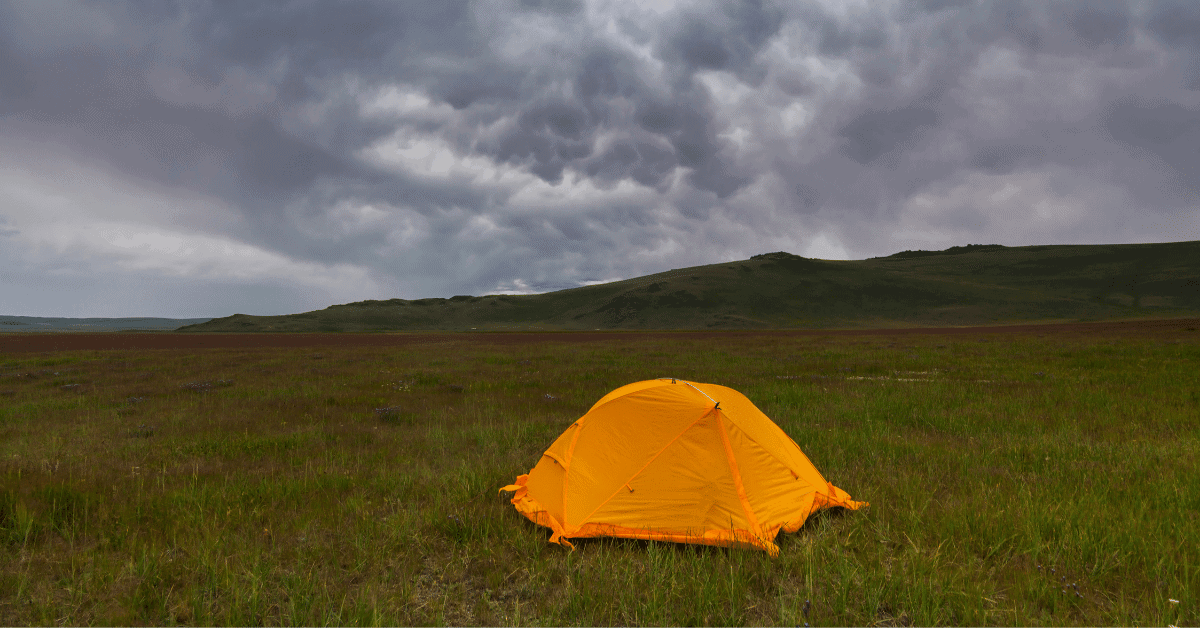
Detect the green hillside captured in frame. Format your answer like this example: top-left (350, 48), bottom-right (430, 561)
top-left (178, 241), bottom-right (1200, 332)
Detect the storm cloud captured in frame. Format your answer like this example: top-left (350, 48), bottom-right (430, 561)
top-left (1, 0), bottom-right (1198, 316)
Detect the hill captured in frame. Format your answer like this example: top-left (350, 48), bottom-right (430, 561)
top-left (178, 240), bottom-right (1200, 332)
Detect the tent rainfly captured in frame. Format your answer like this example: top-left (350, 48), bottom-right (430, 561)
top-left (501, 378), bottom-right (866, 555)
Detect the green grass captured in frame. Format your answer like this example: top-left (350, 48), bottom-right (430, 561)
top-left (1, 328), bottom-right (1198, 625)
top-left (179, 240), bottom-right (1200, 332)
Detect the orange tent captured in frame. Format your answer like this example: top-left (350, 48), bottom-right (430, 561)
top-left (501, 378), bottom-right (866, 556)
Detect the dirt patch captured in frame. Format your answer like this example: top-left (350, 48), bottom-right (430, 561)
top-left (0, 317), bottom-right (1196, 353)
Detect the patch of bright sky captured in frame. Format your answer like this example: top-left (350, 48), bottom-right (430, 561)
top-left (512, 169), bottom-right (662, 209)
top-left (695, 70), bottom-right (758, 151)
top-left (0, 143), bottom-right (242, 234)
top-left (579, 277), bottom-right (627, 286)
top-left (0, 146), bottom-right (379, 298)
top-left (778, 101), bottom-right (814, 136)
top-left (801, 232), bottom-right (850, 260)
top-left (365, 123), bottom-right (675, 218)
top-left (459, 213), bottom-right (505, 241)
top-left (485, 278), bottom-right (539, 295)
top-left (808, 0), bottom-right (897, 23)
top-left (362, 130), bottom-right (533, 188)
top-left (11, 219), bottom-right (376, 289)
top-left (359, 84), bottom-right (455, 120)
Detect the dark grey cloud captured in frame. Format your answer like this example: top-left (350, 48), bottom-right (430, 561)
top-left (2, 0), bottom-right (1198, 316)
top-left (1146, 1), bottom-right (1200, 50)
top-left (837, 106), bottom-right (941, 166)
top-left (0, 7), bottom-right (382, 204)
top-left (1066, 2), bottom-right (1132, 48)
top-left (909, 0), bottom-right (973, 13)
top-left (1104, 98), bottom-right (1200, 190)
top-left (968, 144), bottom-right (1047, 175)
top-left (662, 0), bottom-right (784, 77)
top-left (518, 0), bottom-right (585, 15)
top-left (813, 10), bottom-right (888, 57)
top-left (1145, 0), bottom-right (1200, 87)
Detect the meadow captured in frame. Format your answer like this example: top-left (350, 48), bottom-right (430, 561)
top-left (1, 325), bottom-right (1197, 625)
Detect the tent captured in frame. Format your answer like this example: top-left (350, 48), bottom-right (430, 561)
top-left (501, 378), bottom-right (866, 555)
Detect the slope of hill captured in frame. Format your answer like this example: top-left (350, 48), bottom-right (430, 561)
top-left (178, 241), bottom-right (1200, 332)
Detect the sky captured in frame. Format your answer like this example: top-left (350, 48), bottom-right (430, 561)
top-left (2, 0), bottom-right (1199, 318)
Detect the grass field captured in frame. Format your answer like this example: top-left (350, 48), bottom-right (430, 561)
top-left (1, 327), bottom-right (1197, 625)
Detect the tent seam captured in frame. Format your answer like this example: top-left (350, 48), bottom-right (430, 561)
top-left (681, 381), bottom-right (814, 481)
top-left (723, 420), bottom-right (812, 484)
top-left (714, 399), bottom-right (817, 483)
top-left (561, 423), bottom-right (584, 532)
top-left (715, 409), bottom-right (769, 545)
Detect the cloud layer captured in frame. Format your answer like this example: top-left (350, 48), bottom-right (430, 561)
top-left (2, 0), bottom-right (1198, 316)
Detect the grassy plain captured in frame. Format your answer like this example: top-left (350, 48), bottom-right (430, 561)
top-left (1, 326), bottom-right (1198, 625)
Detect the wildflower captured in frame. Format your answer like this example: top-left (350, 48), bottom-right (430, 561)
top-left (1169, 598), bottom-right (1180, 605)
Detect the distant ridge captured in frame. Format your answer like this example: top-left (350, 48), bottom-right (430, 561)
top-left (0, 316), bottom-right (212, 332)
top-left (871, 243), bottom-right (1009, 259)
top-left (180, 240), bottom-right (1200, 332)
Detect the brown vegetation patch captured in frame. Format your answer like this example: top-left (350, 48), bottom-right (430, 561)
top-left (0, 317), bottom-right (1197, 353)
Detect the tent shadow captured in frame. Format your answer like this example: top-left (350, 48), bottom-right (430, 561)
top-left (563, 535), bottom-right (749, 558)
top-left (543, 506), bottom-right (857, 557)
top-left (774, 506), bottom-right (855, 552)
